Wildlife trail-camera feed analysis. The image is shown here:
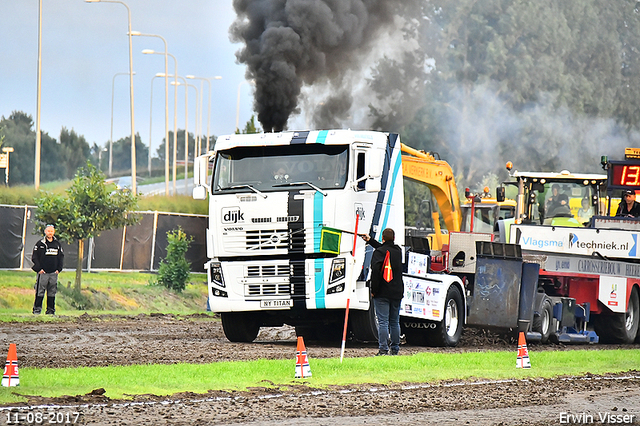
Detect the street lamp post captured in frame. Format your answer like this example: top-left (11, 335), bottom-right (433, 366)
top-left (134, 33), bottom-right (170, 194)
top-left (187, 75), bottom-right (222, 154)
top-left (34, 0), bottom-right (42, 190)
top-left (97, 147), bottom-right (108, 171)
top-left (235, 79), bottom-right (255, 133)
top-left (2, 147), bottom-right (14, 186)
top-left (148, 74), bottom-right (165, 177)
top-left (86, 0), bottom-right (137, 193)
top-left (110, 72), bottom-right (131, 177)
top-left (171, 78), bottom-right (198, 193)
top-left (146, 51), bottom-right (178, 194)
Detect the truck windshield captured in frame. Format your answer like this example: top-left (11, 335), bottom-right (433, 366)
top-left (530, 182), bottom-right (598, 226)
top-left (212, 144), bottom-right (349, 193)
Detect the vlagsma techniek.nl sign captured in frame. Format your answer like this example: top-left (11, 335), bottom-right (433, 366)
top-left (511, 225), bottom-right (638, 259)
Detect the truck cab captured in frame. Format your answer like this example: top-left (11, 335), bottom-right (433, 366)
top-left (193, 130), bottom-right (404, 342)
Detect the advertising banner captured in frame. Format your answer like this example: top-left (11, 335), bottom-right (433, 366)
top-left (401, 276), bottom-right (446, 321)
top-left (510, 225), bottom-right (638, 259)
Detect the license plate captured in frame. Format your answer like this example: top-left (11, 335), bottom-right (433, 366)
top-left (260, 299), bottom-right (292, 308)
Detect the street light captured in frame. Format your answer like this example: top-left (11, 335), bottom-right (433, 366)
top-left (86, 0), bottom-right (137, 193)
top-left (236, 79), bottom-right (255, 133)
top-left (34, 0), bottom-right (42, 190)
top-left (110, 71), bottom-right (133, 177)
top-left (170, 78), bottom-right (198, 193)
top-left (183, 79), bottom-right (199, 160)
top-left (133, 33), bottom-right (170, 194)
top-left (145, 51), bottom-right (178, 194)
top-left (97, 147), bottom-right (108, 171)
top-left (1, 147), bottom-right (14, 186)
top-left (187, 75), bottom-right (222, 154)
top-left (148, 74), bottom-right (165, 177)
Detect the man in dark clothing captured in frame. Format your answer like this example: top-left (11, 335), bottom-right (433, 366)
top-left (31, 224), bottom-right (64, 315)
top-left (362, 228), bottom-right (404, 356)
top-left (616, 190), bottom-right (640, 218)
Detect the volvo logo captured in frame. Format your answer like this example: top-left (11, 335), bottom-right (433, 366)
top-left (403, 322), bottom-right (437, 329)
top-left (269, 233), bottom-right (281, 244)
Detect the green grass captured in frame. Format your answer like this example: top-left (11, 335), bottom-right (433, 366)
top-left (1, 349), bottom-right (638, 404)
top-left (0, 270), bottom-right (208, 317)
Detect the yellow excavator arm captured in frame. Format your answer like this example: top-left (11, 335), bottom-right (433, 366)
top-left (400, 144), bottom-right (462, 249)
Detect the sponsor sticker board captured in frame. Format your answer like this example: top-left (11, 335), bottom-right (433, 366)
top-left (402, 276), bottom-right (445, 321)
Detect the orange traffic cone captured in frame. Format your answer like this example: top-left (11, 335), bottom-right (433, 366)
top-left (516, 332), bottom-right (531, 369)
top-left (294, 336), bottom-right (312, 378)
top-left (2, 344), bottom-right (19, 387)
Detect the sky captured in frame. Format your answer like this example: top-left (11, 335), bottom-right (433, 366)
top-left (0, 0), bottom-right (255, 156)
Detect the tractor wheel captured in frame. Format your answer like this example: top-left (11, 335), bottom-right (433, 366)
top-left (532, 298), bottom-right (554, 343)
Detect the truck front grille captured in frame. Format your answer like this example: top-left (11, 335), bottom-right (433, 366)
top-left (247, 265), bottom-right (290, 277)
top-left (245, 229), bottom-right (289, 250)
top-left (246, 283), bottom-right (291, 296)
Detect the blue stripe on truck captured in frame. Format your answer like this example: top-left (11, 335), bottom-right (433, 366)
top-left (380, 152), bottom-right (402, 232)
top-left (314, 191), bottom-right (326, 308)
top-left (316, 130), bottom-right (328, 144)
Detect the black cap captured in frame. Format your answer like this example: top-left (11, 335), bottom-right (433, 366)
top-left (623, 190), bottom-right (635, 196)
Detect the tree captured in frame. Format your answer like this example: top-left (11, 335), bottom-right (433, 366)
top-left (365, 0), bottom-right (640, 190)
top-left (59, 127), bottom-right (91, 179)
top-left (34, 162), bottom-right (139, 294)
top-left (154, 130), bottom-right (200, 166)
top-left (156, 228), bottom-right (193, 292)
top-left (236, 115), bottom-right (262, 134)
top-left (110, 133), bottom-right (148, 173)
top-left (0, 111), bottom-right (62, 185)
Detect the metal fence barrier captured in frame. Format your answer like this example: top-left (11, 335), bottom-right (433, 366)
top-left (0, 204), bottom-right (207, 272)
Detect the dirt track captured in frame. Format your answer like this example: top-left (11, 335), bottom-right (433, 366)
top-left (1, 314), bottom-right (639, 425)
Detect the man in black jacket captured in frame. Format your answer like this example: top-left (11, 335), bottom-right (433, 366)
top-left (362, 228), bottom-right (404, 356)
top-left (616, 190), bottom-right (640, 218)
top-left (31, 224), bottom-right (64, 315)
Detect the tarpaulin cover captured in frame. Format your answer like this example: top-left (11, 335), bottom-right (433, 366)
top-left (122, 213), bottom-right (154, 270)
top-left (89, 227), bottom-right (124, 270)
top-left (154, 214), bottom-right (207, 271)
top-left (0, 205), bottom-right (26, 268)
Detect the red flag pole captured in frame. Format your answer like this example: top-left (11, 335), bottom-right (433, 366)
top-left (340, 211), bottom-right (360, 363)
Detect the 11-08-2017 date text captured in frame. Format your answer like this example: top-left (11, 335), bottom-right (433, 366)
top-left (5, 411), bottom-right (81, 425)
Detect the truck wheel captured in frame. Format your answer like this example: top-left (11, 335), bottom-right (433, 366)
top-left (430, 285), bottom-right (463, 347)
top-left (533, 299), bottom-right (554, 343)
top-left (221, 312), bottom-right (260, 342)
top-left (594, 287), bottom-right (640, 344)
top-left (351, 300), bottom-right (379, 342)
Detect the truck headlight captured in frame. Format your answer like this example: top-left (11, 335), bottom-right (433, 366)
top-left (327, 284), bottom-right (345, 294)
top-left (210, 262), bottom-right (225, 288)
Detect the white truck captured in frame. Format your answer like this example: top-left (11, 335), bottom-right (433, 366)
top-left (193, 130), bottom-right (465, 345)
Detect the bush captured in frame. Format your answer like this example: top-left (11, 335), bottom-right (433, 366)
top-left (157, 228), bottom-right (193, 292)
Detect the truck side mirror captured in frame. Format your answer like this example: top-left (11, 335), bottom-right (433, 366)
top-left (193, 186), bottom-right (207, 200)
top-left (365, 178), bottom-right (381, 193)
top-left (496, 187), bottom-right (505, 202)
top-left (367, 149), bottom-right (384, 178)
top-left (193, 155), bottom-right (209, 187)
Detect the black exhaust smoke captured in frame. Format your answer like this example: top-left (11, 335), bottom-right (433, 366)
top-left (231, 0), bottom-right (397, 132)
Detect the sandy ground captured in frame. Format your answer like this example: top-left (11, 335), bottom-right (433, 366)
top-left (1, 314), bottom-right (638, 425)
